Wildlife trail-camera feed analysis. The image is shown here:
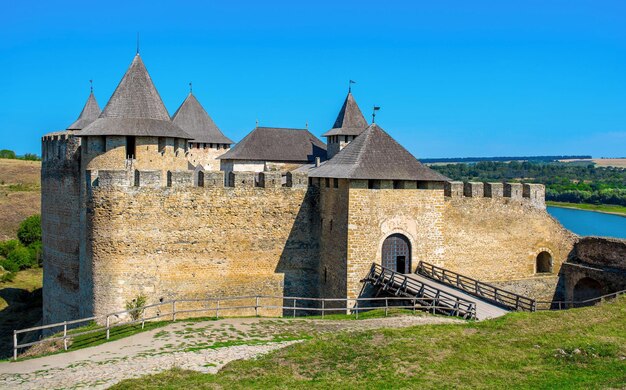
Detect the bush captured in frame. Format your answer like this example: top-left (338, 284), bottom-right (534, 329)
top-left (21, 153), bottom-right (40, 161)
top-left (0, 240), bottom-right (20, 257)
top-left (28, 241), bottom-right (43, 267)
top-left (0, 149), bottom-right (16, 159)
top-left (0, 257), bottom-right (19, 273)
top-left (17, 215), bottom-right (41, 247)
top-left (125, 295), bottom-right (148, 321)
top-left (7, 247), bottom-right (36, 270)
top-left (0, 272), bottom-right (15, 283)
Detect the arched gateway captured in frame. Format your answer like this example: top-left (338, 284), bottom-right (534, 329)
top-left (382, 234), bottom-right (412, 274)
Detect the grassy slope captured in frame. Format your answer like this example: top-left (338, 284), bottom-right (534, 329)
top-left (113, 298), bottom-right (626, 389)
top-left (546, 201), bottom-right (626, 216)
top-left (0, 159), bottom-right (41, 241)
top-left (0, 268), bottom-right (42, 359)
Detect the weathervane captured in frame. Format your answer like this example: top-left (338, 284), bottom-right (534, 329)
top-left (136, 32), bottom-right (140, 54)
top-left (89, 79), bottom-right (93, 93)
top-left (305, 121), bottom-right (309, 130)
top-left (372, 106), bottom-right (380, 123)
top-left (349, 79), bottom-right (356, 93)
top-left (189, 82), bottom-right (193, 94)
top-left (256, 119), bottom-right (259, 128)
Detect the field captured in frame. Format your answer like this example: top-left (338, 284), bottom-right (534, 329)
top-left (0, 159), bottom-right (41, 241)
top-left (113, 296), bottom-right (626, 389)
top-left (593, 158), bottom-right (626, 168)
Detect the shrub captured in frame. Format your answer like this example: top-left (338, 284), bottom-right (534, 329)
top-left (17, 215), bottom-right (41, 247)
top-left (0, 240), bottom-right (20, 257)
top-left (0, 272), bottom-right (15, 283)
top-left (0, 257), bottom-right (19, 273)
top-left (21, 153), bottom-right (40, 161)
top-left (28, 241), bottom-right (43, 267)
top-left (125, 295), bottom-right (148, 321)
top-left (0, 149), bottom-right (16, 159)
top-left (7, 247), bottom-right (36, 270)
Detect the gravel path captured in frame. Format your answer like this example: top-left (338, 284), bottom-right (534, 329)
top-left (0, 315), bottom-right (461, 389)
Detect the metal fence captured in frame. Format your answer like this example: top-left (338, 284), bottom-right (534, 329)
top-left (13, 294), bottom-right (455, 361)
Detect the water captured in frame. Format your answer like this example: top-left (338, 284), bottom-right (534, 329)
top-left (547, 206), bottom-right (626, 239)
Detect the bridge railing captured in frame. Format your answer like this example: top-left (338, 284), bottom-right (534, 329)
top-left (13, 294), bottom-right (465, 361)
top-left (416, 261), bottom-right (536, 312)
top-left (535, 289), bottom-right (626, 310)
top-left (364, 263), bottom-right (478, 320)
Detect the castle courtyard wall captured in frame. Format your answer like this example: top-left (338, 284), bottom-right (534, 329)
top-left (85, 180), bottom-right (319, 319)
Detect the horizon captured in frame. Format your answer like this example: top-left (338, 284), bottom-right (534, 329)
top-left (1, 1), bottom-right (625, 157)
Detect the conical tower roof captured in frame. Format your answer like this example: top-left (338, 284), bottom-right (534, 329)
top-left (67, 91), bottom-right (101, 130)
top-left (310, 124), bottom-right (449, 181)
top-left (322, 92), bottom-right (368, 137)
top-left (172, 93), bottom-right (233, 144)
top-left (79, 54), bottom-right (191, 139)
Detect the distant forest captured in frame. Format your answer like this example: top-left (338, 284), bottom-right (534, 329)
top-left (0, 149), bottom-right (40, 161)
top-left (420, 155), bottom-right (592, 164)
top-left (431, 161), bottom-right (626, 207)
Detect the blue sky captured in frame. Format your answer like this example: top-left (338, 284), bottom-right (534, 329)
top-left (1, 1), bottom-right (625, 158)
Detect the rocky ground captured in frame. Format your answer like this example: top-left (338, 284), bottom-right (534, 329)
top-left (0, 315), bottom-right (460, 389)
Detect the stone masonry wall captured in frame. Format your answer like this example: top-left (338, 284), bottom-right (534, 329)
top-left (41, 132), bottom-right (82, 324)
top-left (346, 182), bottom-right (446, 300)
top-left (187, 144), bottom-right (229, 170)
top-left (85, 179), bottom-right (319, 319)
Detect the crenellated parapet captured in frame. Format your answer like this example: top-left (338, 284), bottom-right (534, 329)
top-left (41, 131), bottom-right (81, 166)
top-left (88, 169), bottom-right (310, 190)
top-left (445, 181), bottom-right (545, 209)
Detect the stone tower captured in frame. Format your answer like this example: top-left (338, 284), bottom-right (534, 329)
top-left (321, 91), bottom-right (368, 159)
top-left (172, 91), bottom-right (233, 170)
top-left (41, 88), bottom-right (101, 325)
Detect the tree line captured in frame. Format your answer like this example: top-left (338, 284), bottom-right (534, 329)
top-left (431, 161), bottom-right (626, 207)
top-left (0, 149), bottom-right (40, 161)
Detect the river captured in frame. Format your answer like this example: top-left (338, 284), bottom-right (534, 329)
top-left (547, 206), bottom-right (626, 239)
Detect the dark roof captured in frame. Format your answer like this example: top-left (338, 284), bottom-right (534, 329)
top-left (67, 92), bottom-right (101, 130)
top-left (322, 92), bottom-right (368, 137)
top-left (171, 93), bottom-right (233, 144)
top-left (78, 54), bottom-right (191, 139)
top-left (309, 124), bottom-right (449, 181)
top-left (219, 127), bottom-right (327, 162)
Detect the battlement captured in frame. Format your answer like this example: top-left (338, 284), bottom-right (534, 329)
top-left (445, 181), bottom-right (545, 208)
top-left (88, 169), bottom-right (310, 190)
top-left (41, 131), bottom-right (81, 162)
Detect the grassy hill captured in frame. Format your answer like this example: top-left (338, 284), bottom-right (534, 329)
top-left (0, 159), bottom-right (41, 241)
top-left (113, 297), bottom-right (626, 389)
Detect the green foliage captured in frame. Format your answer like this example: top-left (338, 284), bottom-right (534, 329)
top-left (432, 161), bottom-right (626, 207)
top-left (7, 246), bottom-right (36, 270)
top-left (0, 257), bottom-right (18, 273)
top-left (21, 153), bottom-right (40, 161)
top-left (17, 215), bottom-right (41, 246)
top-left (0, 272), bottom-right (15, 282)
top-left (0, 239), bottom-right (20, 257)
top-left (125, 295), bottom-right (148, 321)
top-left (0, 149), bottom-right (16, 159)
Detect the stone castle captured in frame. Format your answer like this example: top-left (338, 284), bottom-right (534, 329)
top-left (42, 53), bottom-right (594, 325)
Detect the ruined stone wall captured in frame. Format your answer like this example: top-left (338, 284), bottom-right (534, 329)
top-left (442, 182), bottom-right (577, 282)
top-left (187, 144), bottom-right (229, 170)
top-left (572, 237), bottom-right (626, 270)
top-left (41, 132), bottom-right (82, 324)
top-left (317, 178), bottom-right (349, 300)
top-left (489, 276), bottom-right (564, 303)
top-left (84, 172), bottom-right (319, 319)
top-left (346, 181), bottom-right (446, 300)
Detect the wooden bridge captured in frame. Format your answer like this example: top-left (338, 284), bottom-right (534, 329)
top-left (363, 262), bottom-right (536, 320)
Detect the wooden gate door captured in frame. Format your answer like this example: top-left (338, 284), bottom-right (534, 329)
top-left (382, 234), bottom-right (411, 274)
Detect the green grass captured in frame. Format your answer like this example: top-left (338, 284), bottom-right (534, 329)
top-left (547, 201), bottom-right (626, 216)
top-left (112, 297), bottom-right (626, 389)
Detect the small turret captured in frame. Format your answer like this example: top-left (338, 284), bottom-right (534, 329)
top-left (322, 91), bottom-right (368, 159)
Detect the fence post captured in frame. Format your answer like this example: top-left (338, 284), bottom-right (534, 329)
top-left (13, 330), bottom-right (17, 361)
top-left (141, 310), bottom-right (145, 329)
top-left (216, 300), bottom-right (220, 319)
top-left (412, 298), bottom-right (416, 315)
top-left (321, 299), bottom-right (325, 319)
top-left (385, 298), bottom-right (388, 317)
top-left (255, 296), bottom-right (259, 317)
top-left (172, 301), bottom-right (176, 321)
top-left (106, 315), bottom-right (110, 340)
top-left (355, 300), bottom-right (359, 320)
top-left (63, 321), bottom-right (68, 351)
top-left (293, 298), bottom-right (296, 318)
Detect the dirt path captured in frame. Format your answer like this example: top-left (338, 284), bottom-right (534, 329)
top-left (0, 315), bottom-right (460, 389)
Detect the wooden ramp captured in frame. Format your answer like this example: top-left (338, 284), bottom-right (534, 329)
top-left (363, 264), bottom-right (512, 320)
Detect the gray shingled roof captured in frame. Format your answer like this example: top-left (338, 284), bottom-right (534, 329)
top-left (309, 124), bottom-right (449, 181)
top-left (67, 92), bottom-right (101, 130)
top-left (172, 93), bottom-right (233, 144)
top-left (322, 92), bottom-right (368, 137)
top-left (219, 127), bottom-right (327, 162)
top-left (78, 54), bottom-right (191, 139)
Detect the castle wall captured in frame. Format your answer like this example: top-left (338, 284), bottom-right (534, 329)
top-left (317, 178), bottom-right (349, 301)
top-left (41, 132), bottom-right (82, 324)
top-left (441, 186), bottom-right (577, 287)
top-left (187, 144), bottom-right (229, 170)
top-left (84, 174), bottom-right (319, 319)
top-left (346, 181), bottom-right (446, 300)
